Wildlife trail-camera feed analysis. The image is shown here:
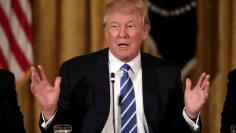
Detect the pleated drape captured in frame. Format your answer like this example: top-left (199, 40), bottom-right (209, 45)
top-left (197, 0), bottom-right (236, 132)
top-left (18, 0), bottom-right (110, 132)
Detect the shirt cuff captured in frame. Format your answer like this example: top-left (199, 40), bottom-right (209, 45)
top-left (182, 108), bottom-right (200, 132)
top-left (41, 109), bottom-right (58, 129)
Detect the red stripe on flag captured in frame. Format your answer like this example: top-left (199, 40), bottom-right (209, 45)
top-left (11, 0), bottom-right (32, 43)
top-left (0, 6), bottom-right (30, 72)
top-left (0, 47), bottom-right (9, 69)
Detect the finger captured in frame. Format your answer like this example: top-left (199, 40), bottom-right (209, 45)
top-left (31, 66), bottom-right (41, 85)
top-left (196, 72), bottom-right (206, 87)
top-left (38, 65), bottom-right (47, 81)
top-left (30, 83), bottom-right (38, 95)
top-left (201, 74), bottom-right (210, 88)
top-left (203, 80), bottom-right (210, 94)
top-left (204, 88), bottom-right (209, 101)
top-left (185, 78), bottom-right (192, 92)
top-left (54, 76), bottom-right (61, 90)
top-left (30, 67), bottom-right (39, 94)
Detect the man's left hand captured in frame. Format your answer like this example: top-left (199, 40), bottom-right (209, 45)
top-left (184, 72), bottom-right (210, 119)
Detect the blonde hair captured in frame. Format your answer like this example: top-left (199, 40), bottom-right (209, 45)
top-left (103, 0), bottom-right (150, 30)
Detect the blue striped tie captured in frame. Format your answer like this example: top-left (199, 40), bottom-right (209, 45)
top-left (120, 64), bottom-right (137, 133)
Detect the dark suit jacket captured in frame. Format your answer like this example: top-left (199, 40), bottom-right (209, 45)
top-left (0, 69), bottom-right (25, 132)
top-left (41, 48), bottom-right (195, 133)
top-left (221, 69), bottom-right (236, 133)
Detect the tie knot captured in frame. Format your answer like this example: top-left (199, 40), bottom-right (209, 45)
top-left (121, 64), bottom-right (130, 72)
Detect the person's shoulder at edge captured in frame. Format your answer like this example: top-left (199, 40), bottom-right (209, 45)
top-left (0, 69), bottom-right (15, 98)
top-left (0, 69), bottom-right (14, 77)
top-left (0, 69), bottom-right (26, 133)
top-left (228, 69), bottom-right (236, 80)
top-left (0, 69), bottom-right (14, 89)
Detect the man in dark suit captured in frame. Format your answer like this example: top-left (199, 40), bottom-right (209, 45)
top-left (31, 0), bottom-right (210, 132)
top-left (0, 69), bottom-right (25, 132)
top-left (221, 69), bottom-right (236, 133)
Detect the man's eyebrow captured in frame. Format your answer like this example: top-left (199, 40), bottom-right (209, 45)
top-left (110, 22), bottom-right (119, 24)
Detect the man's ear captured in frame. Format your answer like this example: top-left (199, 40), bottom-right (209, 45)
top-left (142, 25), bottom-right (150, 40)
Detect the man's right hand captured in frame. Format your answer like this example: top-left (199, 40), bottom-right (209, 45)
top-left (30, 65), bottom-right (61, 121)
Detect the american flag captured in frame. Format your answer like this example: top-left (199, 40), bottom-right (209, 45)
top-left (0, 0), bottom-right (33, 80)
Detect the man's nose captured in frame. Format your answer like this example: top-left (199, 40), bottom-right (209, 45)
top-left (119, 27), bottom-right (128, 38)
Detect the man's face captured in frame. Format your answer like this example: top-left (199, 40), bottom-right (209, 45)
top-left (104, 11), bottom-right (148, 62)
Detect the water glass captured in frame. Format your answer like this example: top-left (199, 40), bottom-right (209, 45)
top-left (53, 124), bottom-right (72, 133)
top-left (231, 124), bottom-right (236, 133)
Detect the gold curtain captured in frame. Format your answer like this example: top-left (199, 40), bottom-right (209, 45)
top-left (16, 0), bottom-right (236, 132)
top-left (17, 0), bottom-right (111, 132)
top-left (198, 0), bottom-right (236, 132)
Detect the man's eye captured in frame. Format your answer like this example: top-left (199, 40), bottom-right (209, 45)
top-left (128, 25), bottom-right (135, 29)
top-left (111, 25), bottom-right (118, 29)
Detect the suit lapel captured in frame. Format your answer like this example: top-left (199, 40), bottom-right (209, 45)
top-left (141, 54), bottom-right (162, 133)
top-left (91, 48), bottom-right (111, 132)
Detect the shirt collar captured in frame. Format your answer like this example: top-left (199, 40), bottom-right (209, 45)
top-left (108, 50), bottom-right (141, 75)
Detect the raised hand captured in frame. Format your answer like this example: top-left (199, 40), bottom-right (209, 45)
top-left (30, 65), bottom-right (61, 121)
top-left (184, 72), bottom-right (210, 119)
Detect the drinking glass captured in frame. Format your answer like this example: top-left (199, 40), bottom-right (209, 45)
top-left (53, 124), bottom-right (72, 133)
top-left (230, 124), bottom-right (236, 133)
